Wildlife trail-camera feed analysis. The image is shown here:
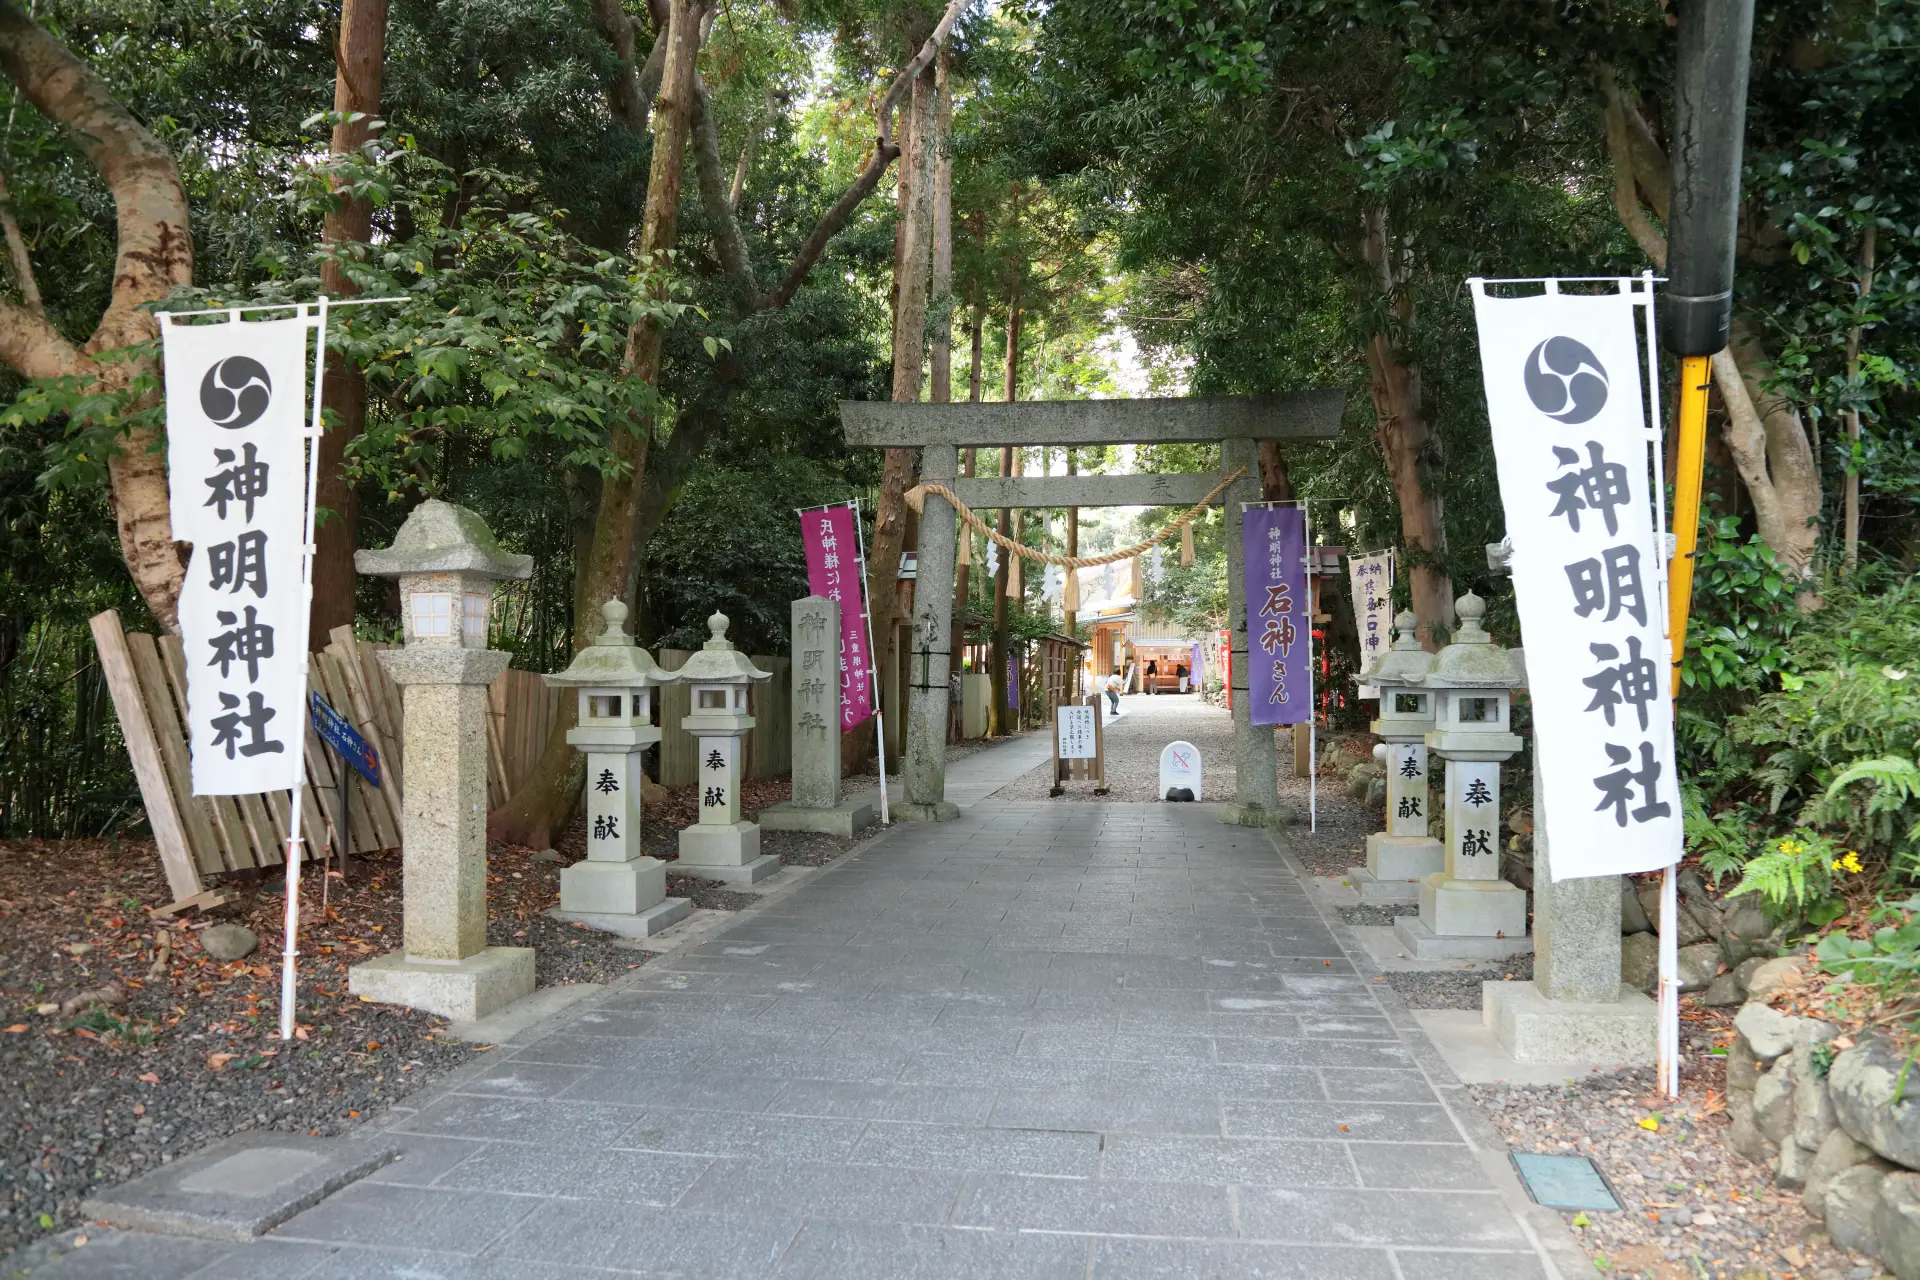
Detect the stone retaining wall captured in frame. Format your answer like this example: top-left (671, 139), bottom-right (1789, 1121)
top-left (1726, 957), bottom-right (1920, 1277)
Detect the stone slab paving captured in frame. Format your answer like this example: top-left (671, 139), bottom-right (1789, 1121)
top-left (32, 796), bottom-right (1570, 1279)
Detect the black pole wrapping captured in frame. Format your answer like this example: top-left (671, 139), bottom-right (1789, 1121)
top-left (1661, 0), bottom-right (1756, 357)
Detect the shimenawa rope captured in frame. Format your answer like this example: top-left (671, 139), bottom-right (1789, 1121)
top-left (903, 468), bottom-right (1246, 570)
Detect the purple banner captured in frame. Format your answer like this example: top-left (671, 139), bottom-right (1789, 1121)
top-left (801, 504), bottom-right (875, 729)
top-left (1243, 505), bottom-right (1310, 725)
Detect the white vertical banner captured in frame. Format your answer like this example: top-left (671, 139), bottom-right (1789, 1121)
top-left (1470, 281), bottom-right (1682, 881)
top-left (163, 315), bottom-right (313, 796)
top-left (1347, 549), bottom-right (1395, 695)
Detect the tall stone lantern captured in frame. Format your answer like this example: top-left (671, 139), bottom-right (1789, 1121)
top-left (1348, 610), bottom-right (1441, 903)
top-left (348, 500), bottom-right (535, 1021)
top-left (1393, 593), bottom-right (1531, 961)
top-left (545, 599), bottom-right (691, 937)
top-left (665, 612), bottom-right (776, 886)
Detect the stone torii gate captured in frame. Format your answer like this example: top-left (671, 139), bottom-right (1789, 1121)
top-left (838, 393), bottom-right (1345, 823)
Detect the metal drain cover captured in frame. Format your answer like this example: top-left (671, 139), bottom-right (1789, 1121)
top-left (1511, 1153), bottom-right (1621, 1211)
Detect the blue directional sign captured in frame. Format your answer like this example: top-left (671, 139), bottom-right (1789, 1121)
top-left (310, 693), bottom-right (381, 786)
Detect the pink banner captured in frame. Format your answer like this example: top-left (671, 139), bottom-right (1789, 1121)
top-left (801, 504), bottom-right (875, 729)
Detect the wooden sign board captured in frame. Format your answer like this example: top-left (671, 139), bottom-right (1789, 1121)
top-left (1051, 696), bottom-right (1108, 796)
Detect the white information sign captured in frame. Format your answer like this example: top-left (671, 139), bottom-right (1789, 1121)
top-left (1159, 740), bottom-right (1201, 800)
top-left (163, 315), bottom-right (314, 796)
top-left (1347, 549), bottom-right (1395, 697)
top-left (1470, 280), bottom-right (1681, 880)
top-left (1057, 704), bottom-right (1097, 760)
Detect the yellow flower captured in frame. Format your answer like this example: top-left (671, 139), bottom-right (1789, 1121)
top-left (1779, 839), bottom-right (1804, 855)
top-left (1833, 851), bottom-right (1864, 875)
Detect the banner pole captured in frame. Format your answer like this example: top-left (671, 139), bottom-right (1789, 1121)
top-left (851, 498), bottom-right (890, 824)
top-left (1305, 501), bottom-right (1316, 834)
top-left (280, 294), bottom-right (329, 1042)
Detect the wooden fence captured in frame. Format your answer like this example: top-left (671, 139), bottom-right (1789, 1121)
top-left (92, 611), bottom-right (565, 908)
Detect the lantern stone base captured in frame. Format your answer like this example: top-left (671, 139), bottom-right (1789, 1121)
top-left (678, 819), bottom-right (760, 867)
top-left (559, 856), bottom-right (670, 917)
top-left (1392, 916), bottom-right (1533, 961)
top-left (347, 946), bottom-right (535, 1022)
top-left (760, 791), bottom-right (877, 837)
top-left (896, 801), bottom-right (959, 823)
top-left (549, 899), bottom-right (691, 938)
top-left (678, 853), bottom-right (781, 888)
top-left (1394, 874), bottom-right (1532, 960)
top-left (1345, 867), bottom-right (1420, 905)
top-left (1483, 981), bottom-right (1658, 1064)
top-left (1364, 832), bottom-right (1444, 884)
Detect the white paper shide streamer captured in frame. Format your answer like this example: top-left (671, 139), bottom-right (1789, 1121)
top-left (164, 317), bottom-right (312, 796)
top-left (1470, 285), bottom-right (1682, 881)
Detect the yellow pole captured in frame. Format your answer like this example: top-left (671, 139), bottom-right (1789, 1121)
top-left (1667, 354), bottom-right (1714, 697)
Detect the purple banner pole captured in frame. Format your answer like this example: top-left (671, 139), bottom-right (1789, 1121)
top-left (800, 504), bottom-right (876, 730)
top-left (1242, 504), bottom-right (1310, 726)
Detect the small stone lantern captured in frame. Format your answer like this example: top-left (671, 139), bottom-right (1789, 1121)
top-left (663, 612), bottom-right (775, 886)
top-left (1393, 593), bottom-right (1529, 961)
top-left (348, 500), bottom-right (535, 1021)
top-left (1348, 610), bottom-right (1442, 902)
top-left (544, 599), bottom-right (690, 936)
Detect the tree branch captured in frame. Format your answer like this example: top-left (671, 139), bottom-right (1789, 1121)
top-left (690, 75), bottom-right (758, 308)
top-left (748, 0), bottom-right (969, 314)
top-left (591, 0), bottom-right (670, 133)
top-left (730, 82), bottom-right (783, 210)
top-left (0, 0), bottom-right (190, 355)
top-left (0, 296), bottom-right (79, 379)
top-left (0, 169), bottom-right (42, 315)
top-left (1598, 65), bottom-right (1668, 266)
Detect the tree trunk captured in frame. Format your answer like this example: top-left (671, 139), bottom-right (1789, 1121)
top-left (309, 0), bottom-right (389, 650)
top-left (1360, 208), bottom-right (1451, 647)
top-left (864, 60), bottom-right (936, 747)
top-left (0, 0), bottom-right (194, 631)
top-left (990, 446), bottom-right (1013, 734)
top-left (967, 294), bottom-right (983, 403)
top-left (927, 51), bottom-right (953, 407)
top-left (1258, 440), bottom-right (1292, 502)
top-left (490, 0), bottom-right (706, 848)
top-left (1064, 447), bottom-right (1078, 637)
top-left (1597, 66), bottom-right (1823, 589)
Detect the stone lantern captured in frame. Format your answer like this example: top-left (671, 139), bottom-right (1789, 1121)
top-left (544, 599), bottom-right (690, 937)
top-left (1347, 610), bottom-right (1441, 903)
top-left (348, 500), bottom-right (535, 1021)
top-left (1393, 592), bottom-right (1530, 960)
top-left (664, 612), bottom-right (776, 886)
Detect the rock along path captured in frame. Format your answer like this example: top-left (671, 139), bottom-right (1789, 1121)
top-left (33, 729), bottom-right (1575, 1279)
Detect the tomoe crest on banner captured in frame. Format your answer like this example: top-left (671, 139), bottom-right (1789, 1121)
top-left (165, 317), bottom-right (313, 796)
top-left (1472, 284), bottom-right (1682, 881)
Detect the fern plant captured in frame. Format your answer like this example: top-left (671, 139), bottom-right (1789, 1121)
top-left (1818, 755), bottom-right (1920, 866)
top-left (1726, 829), bottom-right (1844, 919)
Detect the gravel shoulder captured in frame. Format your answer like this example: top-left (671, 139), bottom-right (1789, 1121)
top-left (0, 778), bottom-right (864, 1258)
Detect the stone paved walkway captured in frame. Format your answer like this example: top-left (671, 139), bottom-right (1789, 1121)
top-left (38, 742), bottom-right (1570, 1279)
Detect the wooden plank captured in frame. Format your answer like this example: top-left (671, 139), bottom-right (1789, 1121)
top-left (90, 611), bottom-right (203, 902)
top-left (485, 672), bottom-right (511, 810)
top-left (837, 391), bottom-right (1346, 447)
top-left (149, 887), bottom-right (238, 917)
top-left (123, 632), bottom-right (227, 876)
top-left (656, 649), bottom-right (694, 788)
top-left (327, 626), bottom-right (405, 839)
top-left (156, 635), bottom-right (254, 871)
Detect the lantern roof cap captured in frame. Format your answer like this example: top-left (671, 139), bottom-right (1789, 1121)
top-left (1365, 610), bottom-right (1438, 687)
top-left (544, 599), bottom-right (662, 688)
top-left (1422, 593), bottom-right (1524, 689)
top-left (665, 612), bottom-right (770, 684)
top-left (354, 499), bottom-right (533, 580)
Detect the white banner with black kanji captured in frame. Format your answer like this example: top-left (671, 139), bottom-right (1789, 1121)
top-left (163, 315), bottom-right (312, 795)
top-left (1470, 282), bottom-right (1682, 880)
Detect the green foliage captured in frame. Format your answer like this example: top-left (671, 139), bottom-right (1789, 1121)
top-left (1677, 513), bottom-right (1801, 695)
top-left (1819, 755), bottom-right (1920, 867)
top-left (1726, 829), bottom-right (1845, 923)
top-left (1819, 895), bottom-right (1920, 1001)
